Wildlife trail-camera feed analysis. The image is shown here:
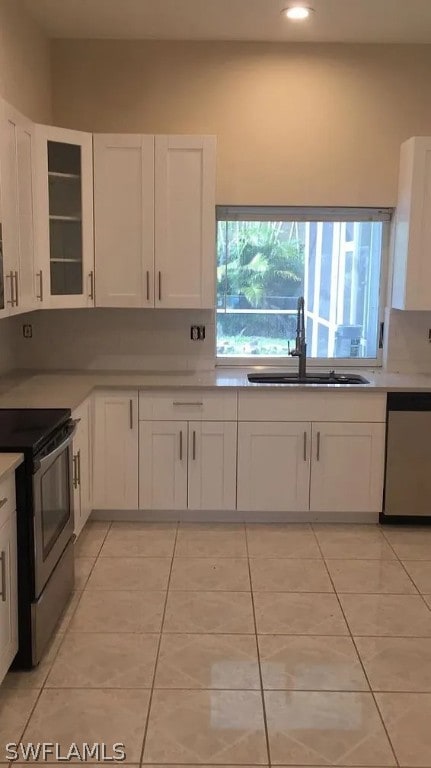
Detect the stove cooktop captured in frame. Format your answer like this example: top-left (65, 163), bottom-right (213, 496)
top-left (0, 408), bottom-right (71, 453)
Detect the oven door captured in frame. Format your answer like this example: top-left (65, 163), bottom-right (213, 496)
top-left (32, 422), bottom-right (77, 598)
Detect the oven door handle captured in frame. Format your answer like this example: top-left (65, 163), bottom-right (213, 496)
top-left (35, 420), bottom-right (79, 474)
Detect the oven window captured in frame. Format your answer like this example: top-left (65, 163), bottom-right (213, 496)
top-left (41, 450), bottom-right (70, 560)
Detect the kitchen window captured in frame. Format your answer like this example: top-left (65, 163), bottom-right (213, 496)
top-left (216, 207), bottom-right (391, 364)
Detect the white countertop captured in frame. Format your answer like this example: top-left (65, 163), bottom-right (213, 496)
top-left (0, 368), bottom-right (430, 411)
top-left (0, 453), bottom-right (24, 480)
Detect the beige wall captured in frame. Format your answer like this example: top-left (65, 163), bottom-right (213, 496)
top-left (51, 40), bottom-right (431, 206)
top-left (0, 0), bottom-right (51, 122)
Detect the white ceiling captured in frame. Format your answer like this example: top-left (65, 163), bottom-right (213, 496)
top-left (21, 0), bottom-right (431, 42)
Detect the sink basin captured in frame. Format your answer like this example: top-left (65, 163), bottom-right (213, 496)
top-left (247, 372), bottom-right (369, 385)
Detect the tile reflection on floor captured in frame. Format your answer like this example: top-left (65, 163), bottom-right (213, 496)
top-left (1, 520), bottom-right (431, 766)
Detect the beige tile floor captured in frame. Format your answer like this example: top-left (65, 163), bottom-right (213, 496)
top-left (1, 521), bottom-right (431, 766)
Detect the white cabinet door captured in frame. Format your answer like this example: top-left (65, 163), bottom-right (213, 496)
top-left (155, 135), bottom-right (216, 309)
top-left (1, 101), bottom-right (37, 314)
top-left (93, 391), bottom-right (138, 510)
top-left (188, 421), bottom-right (237, 511)
top-left (309, 422), bottom-right (385, 513)
top-left (392, 137), bottom-right (431, 310)
top-left (94, 134), bottom-right (154, 307)
top-left (16, 116), bottom-right (38, 311)
top-left (237, 422), bottom-right (311, 512)
top-left (72, 397), bottom-right (93, 537)
top-left (34, 125), bottom-right (94, 309)
top-left (0, 511), bottom-right (18, 684)
top-left (0, 99), bottom-right (17, 315)
top-left (139, 421), bottom-right (188, 510)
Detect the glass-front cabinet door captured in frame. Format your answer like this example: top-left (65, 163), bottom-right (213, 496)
top-left (35, 126), bottom-right (94, 308)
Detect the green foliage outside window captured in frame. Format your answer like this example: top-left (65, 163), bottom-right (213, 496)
top-left (217, 221), bottom-right (305, 309)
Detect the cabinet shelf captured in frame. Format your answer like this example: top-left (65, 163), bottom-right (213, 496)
top-left (49, 215), bottom-right (81, 222)
top-left (48, 172), bottom-right (80, 180)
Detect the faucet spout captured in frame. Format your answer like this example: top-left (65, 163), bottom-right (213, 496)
top-left (289, 296), bottom-right (307, 378)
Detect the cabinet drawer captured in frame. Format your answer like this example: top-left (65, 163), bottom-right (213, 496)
top-left (139, 390), bottom-right (237, 421)
top-left (239, 391), bottom-right (386, 423)
top-left (0, 474), bottom-right (16, 527)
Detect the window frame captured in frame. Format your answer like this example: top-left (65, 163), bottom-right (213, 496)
top-left (215, 206), bottom-right (392, 369)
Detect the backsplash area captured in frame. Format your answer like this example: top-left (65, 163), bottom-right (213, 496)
top-left (4, 306), bottom-right (431, 375)
top-left (0, 317), bottom-right (16, 375)
top-left (384, 308), bottom-right (431, 373)
top-left (11, 308), bottom-right (216, 371)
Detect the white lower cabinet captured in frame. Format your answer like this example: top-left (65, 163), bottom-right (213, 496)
top-left (237, 422), bottom-right (311, 513)
top-left (188, 421), bottom-right (237, 511)
top-left (93, 391), bottom-right (138, 510)
top-left (139, 420), bottom-right (237, 511)
top-left (0, 486), bottom-right (18, 684)
top-left (139, 421), bottom-right (188, 510)
top-left (237, 419), bottom-right (385, 514)
top-left (309, 422), bottom-right (386, 513)
top-left (72, 397), bottom-right (93, 537)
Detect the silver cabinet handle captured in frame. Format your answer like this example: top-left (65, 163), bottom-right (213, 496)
top-left (173, 401), bottom-right (203, 407)
top-left (129, 399), bottom-right (133, 430)
top-left (192, 430), bottom-right (196, 461)
top-left (316, 431), bottom-right (321, 461)
top-left (36, 270), bottom-right (43, 302)
top-left (73, 454), bottom-right (79, 489)
top-left (0, 550), bottom-right (6, 602)
top-left (0, 497), bottom-right (7, 509)
top-left (303, 431), bottom-right (307, 462)
top-left (6, 271), bottom-right (14, 306)
top-left (158, 271), bottom-right (162, 301)
top-left (14, 271), bottom-right (19, 307)
top-left (179, 429), bottom-right (183, 460)
top-left (146, 271), bottom-right (150, 301)
top-left (77, 449), bottom-right (81, 486)
top-left (89, 271), bottom-right (94, 301)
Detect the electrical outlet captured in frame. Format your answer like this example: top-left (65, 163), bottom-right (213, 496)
top-left (191, 325), bottom-right (206, 341)
top-left (22, 324), bottom-right (32, 339)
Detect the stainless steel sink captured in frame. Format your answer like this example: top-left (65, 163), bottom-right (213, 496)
top-left (247, 372), bottom-right (369, 385)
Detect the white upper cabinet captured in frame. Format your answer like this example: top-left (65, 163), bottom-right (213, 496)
top-left (94, 134), bottom-right (154, 307)
top-left (155, 135), bottom-right (216, 309)
top-left (93, 133), bottom-right (216, 310)
top-left (34, 125), bottom-right (94, 308)
top-left (392, 137), bottom-right (431, 310)
top-left (0, 100), bottom-right (37, 314)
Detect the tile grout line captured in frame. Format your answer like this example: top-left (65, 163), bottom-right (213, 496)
top-left (138, 521), bottom-right (179, 767)
top-left (7, 521), bottom-right (114, 755)
top-left (244, 523), bottom-right (272, 768)
top-left (379, 527), bottom-right (431, 612)
top-left (310, 524), bottom-right (400, 768)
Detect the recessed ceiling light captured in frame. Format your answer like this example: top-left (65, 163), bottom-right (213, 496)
top-left (283, 6), bottom-right (313, 20)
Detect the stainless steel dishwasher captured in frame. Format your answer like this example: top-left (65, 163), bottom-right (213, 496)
top-left (383, 392), bottom-right (431, 522)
